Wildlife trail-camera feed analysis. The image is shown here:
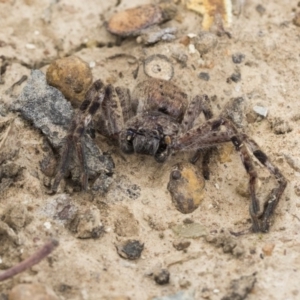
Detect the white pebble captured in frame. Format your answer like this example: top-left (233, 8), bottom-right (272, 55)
top-left (43, 221), bottom-right (51, 229)
top-left (89, 61), bottom-right (96, 68)
top-left (25, 43), bottom-right (36, 50)
top-left (253, 105), bottom-right (268, 117)
top-left (188, 44), bottom-right (196, 54)
top-left (187, 33), bottom-right (197, 38)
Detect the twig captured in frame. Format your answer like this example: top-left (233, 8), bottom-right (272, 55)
top-left (0, 239), bottom-right (59, 282)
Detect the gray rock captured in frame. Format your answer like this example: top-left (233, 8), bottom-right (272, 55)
top-left (13, 70), bottom-right (114, 185)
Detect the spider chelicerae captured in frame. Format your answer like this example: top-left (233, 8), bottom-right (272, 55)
top-left (52, 77), bottom-right (287, 233)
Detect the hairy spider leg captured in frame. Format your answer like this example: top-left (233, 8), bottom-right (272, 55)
top-left (181, 94), bottom-right (215, 180)
top-left (172, 117), bottom-right (287, 232)
top-left (245, 136), bottom-right (287, 232)
top-left (52, 80), bottom-right (106, 192)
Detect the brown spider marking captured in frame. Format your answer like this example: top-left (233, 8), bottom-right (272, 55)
top-left (52, 78), bottom-right (287, 233)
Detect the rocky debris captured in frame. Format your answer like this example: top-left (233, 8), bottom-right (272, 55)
top-left (168, 163), bottom-right (205, 214)
top-left (193, 32), bottom-right (218, 55)
top-left (137, 26), bottom-right (177, 45)
top-left (42, 194), bottom-right (78, 226)
top-left (221, 273), bottom-right (257, 300)
top-left (253, 105), bottom-right (268, 117)
top-left (205, 231), bottom-right (245, 257)
top-left (262, 243), bottom-right (275, 256)
top-left (46, 56), bottom-right (93, 107)
top-left (107, 175), bottom-right (141, 202)
top-left (221, 97), bottom-right (245, 128)
top-left (172, 239), bottom-right (191, 251)
top-left (13, 70), bottom-right (114, 187)
top-left (198, 72), bottom-right (210, 81)
top-left (171, 49), bottom-right (188, 67)
top-left (106, 3), bottom-right (177, 37)
top-left (154, 268), bottom-right (170, 285)
top-left (227, 71), bottom-right (241, 83)
top-left (116, 239), bottom-right (144, 260)
top-left (232, 53), bottom-right (245, 64)
top-left (269, 117), bottom-right (292, 134)
top-left (12, 70), bottom-right (72, 148)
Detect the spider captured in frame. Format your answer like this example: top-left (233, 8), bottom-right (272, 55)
top-left (52, 77), bottom-right (287, 233)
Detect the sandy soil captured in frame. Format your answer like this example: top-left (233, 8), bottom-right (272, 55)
top-left (1, 0), bottom-right (300, 299)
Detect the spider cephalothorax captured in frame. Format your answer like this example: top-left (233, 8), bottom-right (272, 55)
top-left (52, 77), bottom-right (287, 233)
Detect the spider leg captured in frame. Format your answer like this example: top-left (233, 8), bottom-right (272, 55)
top-left (182, 95), bottom-right (214, 179)
top-left (116, 86), bottom-right (135, 122)
top-left (52, 80), bottom-right (106, 192)
top-left (181, 94), bottom-right (213, 132)
top-left (245, 136), bottom-right (287, 232)
top-left (93, 85), bottom-right (125, 139)
top-left (173, 117), bottom-right (286, 232)
top-left (51, 131), bottom-right (73, 193)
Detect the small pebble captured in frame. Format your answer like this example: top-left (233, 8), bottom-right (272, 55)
top-left (46, 56), bottom-right (93, 107)
top-left (262, 244), bottom-right (275, 256)
top-left (256, 4), bottom-right (266, 16)
top-left (25, 43), bottom-right (36, 49)
top-left (222, 273), bottom-right (256, 300)
top-left (106, 4), bottom-right (177, 37)
top-left (253, 105), bottom-right (268, 117)
top-left (172, 239), bottom-right (191, 251)
top-left (194, 32), bottom-right (218, 55)
top-left (168, 163), bottom-right (205, 214)
top-left (228, 72), bottom-right (241, 83)
top-left (154, 268), bottom-right (170, 285)
top-left (198, 72), bottom-right (210, 81)
top-left (232, 53), bottom-right (245, 64)
top-left (116, 240), bottom-right (144, 260)
top-left (188, 44), bottom-right (196, 54)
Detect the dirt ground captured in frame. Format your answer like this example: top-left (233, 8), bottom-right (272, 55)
top-left (1, 0), bottom-right (300, 299)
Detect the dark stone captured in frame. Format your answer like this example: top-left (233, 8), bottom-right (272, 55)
top-left (232, 53), bottom-right (245, 64)
top-left (198, 72), bottom-right (210, 81)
